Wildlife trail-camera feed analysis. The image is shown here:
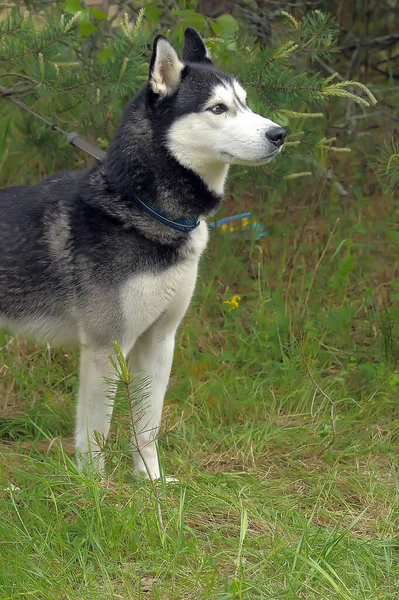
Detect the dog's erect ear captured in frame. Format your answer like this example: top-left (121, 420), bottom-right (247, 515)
top-left (149, 35), bottom-right (184, 97)
top-left (182, 27), bottom-right (213, 65)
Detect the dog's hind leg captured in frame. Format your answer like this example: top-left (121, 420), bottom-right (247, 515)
top-left (75, 345), bottom-right (116, 473)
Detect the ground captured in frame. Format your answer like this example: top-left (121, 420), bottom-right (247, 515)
top-left (0, 161), bottom-right (398, 599)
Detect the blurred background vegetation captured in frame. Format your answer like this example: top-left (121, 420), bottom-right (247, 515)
top-left (0, 0), bottom-right (397, 190)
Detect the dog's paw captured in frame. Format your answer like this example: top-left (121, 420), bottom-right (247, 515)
top-left (159, 476), bottom-right (179, 485)
top-left (136, 472), bottom-right (179, 485)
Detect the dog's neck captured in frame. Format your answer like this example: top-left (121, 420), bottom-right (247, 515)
top-left (105, 137), bottom-right (224, 224)
top-left (201, 162), bottom-right (229, 197)
top-left (173, 155), bottom-right (229, 197)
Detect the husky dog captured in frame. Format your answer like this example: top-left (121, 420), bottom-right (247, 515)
top-left (0, 29), bottom-right (286, 479)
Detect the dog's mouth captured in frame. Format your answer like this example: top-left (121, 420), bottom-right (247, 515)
top-left (220, 148), bottom-right (281, 164)
top-left (259, 149), bottom-right (280, 162)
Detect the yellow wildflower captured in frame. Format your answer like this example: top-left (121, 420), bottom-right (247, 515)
top-left (223, 295), bottom-right (241, 311)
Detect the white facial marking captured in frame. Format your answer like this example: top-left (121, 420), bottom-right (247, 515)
top-left (150, 38), bottom-right (184, 97)
top-left (206, 83), bottom-right (235, 112)
top-left (233, 80), bottom-right (247, 107)
top-left (167, 78), bottom-right (285, 191)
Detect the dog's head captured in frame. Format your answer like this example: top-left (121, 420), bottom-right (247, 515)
top-left (148, 28), bottom-right (286, 172)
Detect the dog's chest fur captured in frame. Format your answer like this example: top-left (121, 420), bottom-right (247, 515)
top-left (115, 220), bottom-right (208, 351)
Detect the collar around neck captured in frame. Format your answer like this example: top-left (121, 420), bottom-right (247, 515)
top-left (132, 192), bottom-right (200, 233)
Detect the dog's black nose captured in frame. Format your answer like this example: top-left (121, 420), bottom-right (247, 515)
top-left (266, 126), bottom-right (287, 147)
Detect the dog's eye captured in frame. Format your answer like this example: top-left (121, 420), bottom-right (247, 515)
top-left (209, 104), bottom-right (228, 115)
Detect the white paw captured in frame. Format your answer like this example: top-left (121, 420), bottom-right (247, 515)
top-left (135, 470), bottom-right (179, 484)
top-left (159, 476), bottom-right (179, 484)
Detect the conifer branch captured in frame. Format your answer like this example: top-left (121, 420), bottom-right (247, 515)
top-left (1, 29), bottom-right (74, 62)
top-left (109, 343), bottom-right (165, 536)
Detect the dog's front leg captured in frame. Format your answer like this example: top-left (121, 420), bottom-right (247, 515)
top-left (75, 345), bottom-right (116, 473)
top-left (127, 327), bottom-right (176, 480)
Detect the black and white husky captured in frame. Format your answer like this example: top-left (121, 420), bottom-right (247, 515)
top-left (0, 29), bottom-right (286, 478)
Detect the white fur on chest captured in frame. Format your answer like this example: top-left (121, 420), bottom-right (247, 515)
top-left (121, 221), bottom-right (208, 348)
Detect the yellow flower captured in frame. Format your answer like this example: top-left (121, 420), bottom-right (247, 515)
top-left (223, 295), bottom-right (241, 311)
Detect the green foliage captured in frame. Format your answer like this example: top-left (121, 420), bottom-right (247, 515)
top-left (282, 9), bottom-right (339, 62)
top-left (0, 4), bottom-right (376, 188)
top-left (376, 138), bottom-right (399, 196)
top-left (227, 12), bottom-right (376, 184)
top-left (0, 7), bottom-right (148, 180)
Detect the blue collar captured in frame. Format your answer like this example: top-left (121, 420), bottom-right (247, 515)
top-left (132, 193), bottom-right (200, 233)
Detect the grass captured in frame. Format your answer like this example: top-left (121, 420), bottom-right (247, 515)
top-left (1, 162), bottom-right (399, 599)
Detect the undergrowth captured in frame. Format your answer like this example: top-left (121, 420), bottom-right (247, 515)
top-left (1, 155), bottom-right (398, 599)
